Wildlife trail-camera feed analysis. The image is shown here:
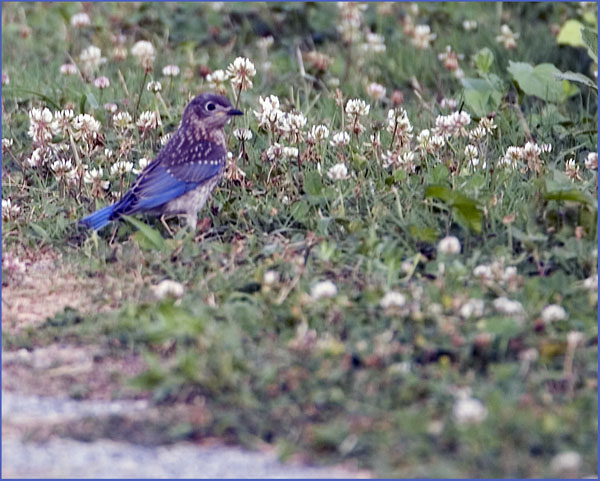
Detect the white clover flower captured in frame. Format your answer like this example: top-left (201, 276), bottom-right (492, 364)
top-left (27, 107), bottom-right (58, 144)
top-left (93, 76), bottom-right (110, 89)
top-left (438, 45), bottom-right (462, 72)
top-left (2, 198), bottom-right (21, 221)
top-left (493, 297), bottom-right (523, 315)
top-left (110, 161), bottom-right (134, 176)
top-left (412, 24), bottom-right (437, 49)
top-left (327, 163), bottom-right (349, 181)
top-left (113, 45), bottom-right (128, 61)
top-left (440, 98), bottom-right (457, 110)
top-left (83, 167), bottom-right (110, 191)
top-left (496, 24), bottom-right (519, 50)
top-left (132, 157), bottom-right (150, 175)
top-left (499, 145), bottom-right (523, 168)
top-left (257, 35), bottom-right (274, 50)
top-left (280, 113), bottom-right (307, 141)
top-left (104, 103), bottom-right (118, 113)
top-left (50, 158), bottom-right (73, 179)
top-left (146, 80), bottom-right (162, 93)
top-left (113, 111), bottom-right (133, 129)
top-left (72, 113), bottom-right (101, 143)
top-left (26, 147), bottom-right (46, 168)
top-left (567, 331), bottom-right (584, 348)
top-left (136, 110), bottom-right (162, 131)
top-left (59, 63), bottom-right (78, 75)
top-left (541, 304), bottom-right (567, 323)
top-left (160, 133), bottom-right (172, 146)
top-left (233, 128), bottom-right (253, 141)
top-left (283, 146), bottom-right (299, 159)
top-left (462, 20), bottom-right (478, 31)
top-left (540, 143), bottom-right (552, 153)
top-left (585, 152), bottom-right (598, 170)
top-left (226, 57), bottom-right (256, 91)
top-left (131, 40), bottom-right (155, 68)
top-left (469, 126), bottom-right (486, 141)
top-left (162, 64), bottom-right (180, 77)
top-left (152, 279), bottom-right (185, 300)
top-left (435, 111), bottom-right (471, 137)
top-left (253, 95), bottom-right (283, 129)
top-left (337, 2), bottom-right (366, 43)
top-left (459, 298), bottom-right (485, 319)
top-left (51, 109), bottom-right (74, 136)
top-left (311, 280), bottom-right (338, 300)
top-left (438, 236), bottom-right (461, 255)
top-left (345, 98), bottom-right (370, 117)
top-left (2, 138), bottom-right (13, 152)
top-left (366, 82), bottom-right (386, 101)
top-left (265, 143), bottom-right (283, 162)
top-left (583, 274), bottom-right (598, 291)
top-left (416, 129), bottom-right (431, 147)
top-left (308, 124), bottom-right (330, 143)
top-left (330, 131), bottom-right (350, 148)
top-left (464, 144), bottom-right (478, 160)
top-left (70, 12), bottom-right (91, 28)
top-left (430, 134), bottom-right (446, 150)
top-left (263, 270), bottom-right (279, 286)
top-left (79, 46), bottom-right (105, 76)
top-left (380, 291), bottom-right (407, 309)
top-left (361, 32), bottom-right (386, 53)
top-left (550, 451), bottom-right (581, 477)
top-left (2, 73), bottom-right (9, 86)
top-left (206, 69), bottom-right (229, 94)
top-left (386, 108), bottom-right (413, 141)
top-left (453, 397), bottom-right (487, 425)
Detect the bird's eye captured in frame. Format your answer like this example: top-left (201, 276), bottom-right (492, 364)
top-left (205, 102), bottom-right (216, 112)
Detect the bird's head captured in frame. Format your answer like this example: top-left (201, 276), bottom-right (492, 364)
top-left (182, 93), bottom-right (243, 130)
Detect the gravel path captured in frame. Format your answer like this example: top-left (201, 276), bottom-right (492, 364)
top-left (2, 392), bottom-right (363, 479)
top-left (2, 437), bottom-right (356, 478)
top-left (2, 391), bottom-right (149, 423)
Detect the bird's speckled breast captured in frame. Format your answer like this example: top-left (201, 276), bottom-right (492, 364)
top-left (162, 173), bottom-right (222, 216)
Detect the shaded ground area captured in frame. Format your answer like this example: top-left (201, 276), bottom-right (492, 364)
top-left (1, 252), bottom-right (366, 479)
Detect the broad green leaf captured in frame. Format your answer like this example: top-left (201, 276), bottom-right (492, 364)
top-left (581, 27), bottom-right (598, 62)
top-left (507, 61), bottom-right (575, 103)
top-left (557, 19), bottom-right (586, 48)
top-left (425, 185), bottom-right (483, 233)
top-left (474, 47), bottom-right (494, 75)
top-left (554, 71), bottom-right (597, 90)
top-left (409, 225), bottom-right (439, 243)
top-left (461, 75), bottom-right (504, 117)
top-left (5, 88), bottom-right (61, 110)
top-left (544, 189), bottom-right (596, 206)
top-left (29, 222), bottom-right (51, 241)
top-left (86, 92), bottom-right (99, 109)
top-left (304, 170), bottom-right (323, 197)
top-left (122, 215), bottom-right (167, 251)
top-left (291, 200), bottom-right (310, 222)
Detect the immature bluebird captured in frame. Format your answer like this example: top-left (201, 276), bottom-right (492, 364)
top-left (80, 93), bottom-right (242, 231)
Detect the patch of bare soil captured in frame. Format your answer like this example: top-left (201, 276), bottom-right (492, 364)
top-left (2, 345), bottom-right (148, 401)
top-left (2, 247), bottom-right (143, 333)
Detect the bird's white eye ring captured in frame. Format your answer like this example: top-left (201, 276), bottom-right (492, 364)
top-left (205, 102), bottom-right (216, 112)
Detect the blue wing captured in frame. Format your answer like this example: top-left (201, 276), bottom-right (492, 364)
top-left (113, 136), bottom-right (226, 217)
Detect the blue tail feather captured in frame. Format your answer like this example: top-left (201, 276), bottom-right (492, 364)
top-left (79, 204), bottom-right (116, 230)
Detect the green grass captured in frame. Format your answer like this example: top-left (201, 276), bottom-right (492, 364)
top-left (2, 2), bottom-right (598, 477)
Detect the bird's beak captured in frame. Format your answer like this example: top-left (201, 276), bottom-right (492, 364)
top-left (227, 108), bottom-right (244, 116)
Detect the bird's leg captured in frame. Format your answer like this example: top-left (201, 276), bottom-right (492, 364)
top-left (160, 214), bottom-right (175, 237)
top-left (185, 212), bottom-right (198, 232)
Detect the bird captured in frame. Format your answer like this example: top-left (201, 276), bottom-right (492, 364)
top-left (80, 93), bottom-right (242, 232)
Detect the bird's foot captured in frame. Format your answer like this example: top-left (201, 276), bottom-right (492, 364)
top-left (194, 217), bottom-right (212, 242)
top-left (160, 215), bottom-right (175, 237)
